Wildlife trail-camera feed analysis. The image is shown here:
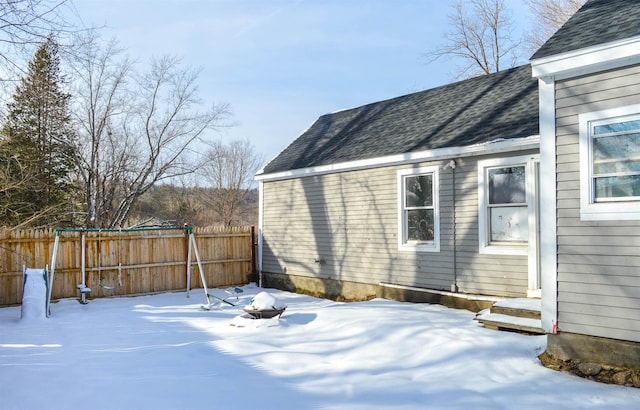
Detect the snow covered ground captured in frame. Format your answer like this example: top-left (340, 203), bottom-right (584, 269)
top-left (2, 284), bottom-right (639, 410)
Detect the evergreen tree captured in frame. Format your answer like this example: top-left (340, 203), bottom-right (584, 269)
top-left (0, 35), bottom-right (77, 228)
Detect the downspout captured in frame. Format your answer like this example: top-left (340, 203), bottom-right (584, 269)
top-left (445, 160), bottom-right (458, 293)
top-left (452, 162), bottom-right (458, 293)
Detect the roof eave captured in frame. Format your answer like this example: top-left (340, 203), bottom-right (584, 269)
top-left (255, 135), bottom-right (540, 182)
top-left (531, 35), bottom-right (640, 81)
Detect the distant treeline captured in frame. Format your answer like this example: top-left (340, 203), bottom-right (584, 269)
top-left (131, 184), bottom-right (258, 228)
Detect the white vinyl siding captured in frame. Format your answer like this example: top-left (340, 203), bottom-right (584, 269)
top-left (555, 64), bottom-right (640, 343)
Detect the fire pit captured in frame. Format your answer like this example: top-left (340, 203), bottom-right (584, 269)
top-left (243, 306), bottom-right (286, 319)
top-left (243, 291), bottom-right (287, 319)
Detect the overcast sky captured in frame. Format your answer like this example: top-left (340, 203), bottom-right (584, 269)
top-left (67, 0), bottom-right (532, 166)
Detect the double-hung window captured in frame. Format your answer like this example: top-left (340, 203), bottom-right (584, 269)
top-left (398, 166), bottom-right (439, 252)
top-left (579, 105), bottom-right (640, 220)
top-left (478, 156), bottom-right (537, 255)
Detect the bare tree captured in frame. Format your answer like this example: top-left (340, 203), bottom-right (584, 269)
top-left (66, 31), bottom-right (132, 228)
top-left (128, 182), bottom-right (202, 227)
top-left (526, 0), bottom-right (586, 53)
top-left (0, 154), bottom-right (29, 226)
top-left (68, 31), bottom-right (231, 228)
top-left (0, 151), bottom-right (75, 230)
top-left (425, 0), bottom-right (521, 79)
top-left (0, 0), bottom-right (74, 98)
top-left (199, 139), bottom-right (262, 227)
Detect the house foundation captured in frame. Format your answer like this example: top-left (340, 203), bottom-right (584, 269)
top-left (260, 272), bottom-right (378, 302)
top-left (378, 282), bottom-right (500, 312)
top-left (259, 272), bottom-right (499, 312)
top-left (542, 333), bottom-right (640, 387)
top-left (545, 332), bottom-right (640, 369)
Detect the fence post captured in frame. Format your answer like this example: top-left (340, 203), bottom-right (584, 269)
top-left (183, 225), bottom-right (191, 297)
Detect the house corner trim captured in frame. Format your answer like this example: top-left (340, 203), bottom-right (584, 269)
top-left (537, 77), bottom-right (558, 333)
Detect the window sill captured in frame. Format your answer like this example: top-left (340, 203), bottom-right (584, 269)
top-left (580, 208), bottom-right (640, 221)
top-left (479, 244), bottom-right (528, 256)
top-left (399, 242), bottom-right (440, 253)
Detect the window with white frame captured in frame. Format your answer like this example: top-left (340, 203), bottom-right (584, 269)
top-left (579, 105), bottom-right (640, 220)
top-left (397, 166), bottom-right (439, 252)
top-left (478, 156), bottom-right (537, 255)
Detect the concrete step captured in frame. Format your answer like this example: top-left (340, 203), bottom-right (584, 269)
top-left (491, 298), bottom-right (541, 320)
top-left (475, 312), bottom-right (545, 335)
top-left (474, 298), bottom-right (544, 335)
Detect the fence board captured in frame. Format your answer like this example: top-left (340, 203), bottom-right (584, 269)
top-left (0, 226), bottom-right (254, 306)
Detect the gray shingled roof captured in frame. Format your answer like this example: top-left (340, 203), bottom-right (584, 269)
top-left (262, 64), bottom-right (538, 175)
top-left (532, 0), bottom-right (640, 60)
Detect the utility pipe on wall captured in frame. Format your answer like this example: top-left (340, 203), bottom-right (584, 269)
top-left (443, 159), bottom-right (458, 293)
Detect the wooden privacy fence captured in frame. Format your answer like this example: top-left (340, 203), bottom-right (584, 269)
top-left (0, 226), bottom-right (255, 306)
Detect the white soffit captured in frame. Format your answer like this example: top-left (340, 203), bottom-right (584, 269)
top-left (255, 135), bottom-right (539, 182)
top-left (531, 36), bottom-right (640, 80)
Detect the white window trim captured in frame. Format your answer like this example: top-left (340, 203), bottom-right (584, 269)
top-left (579, 104), bottom-right (640, 221)
top-left (397, 166), bottom-right (440, 252)
top-left (478, 155), bottom-right (538, 256)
